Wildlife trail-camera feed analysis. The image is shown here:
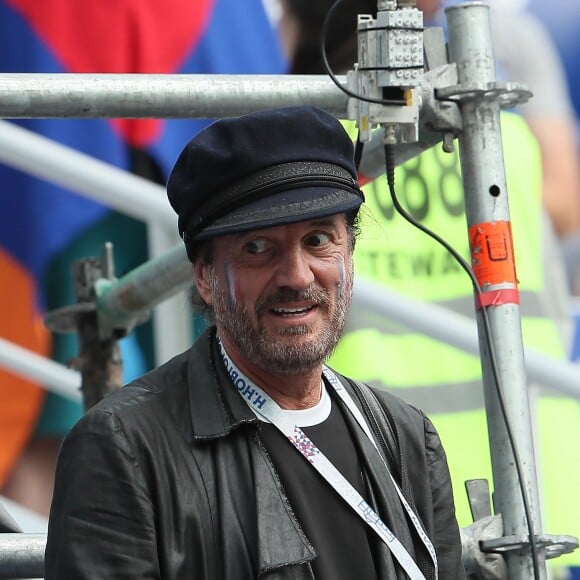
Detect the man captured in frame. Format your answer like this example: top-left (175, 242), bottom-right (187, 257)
top-left (45, 106), bottom-right (465, 579)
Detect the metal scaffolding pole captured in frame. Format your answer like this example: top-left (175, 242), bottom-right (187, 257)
top-left (0, 534), bottom-right (46, 579)
top-left (444, 3), bottom-right (547, 577)
top-left (0, 74), bottom-right (348, 118)
top-left (0, 337), bottom-right (80, 401)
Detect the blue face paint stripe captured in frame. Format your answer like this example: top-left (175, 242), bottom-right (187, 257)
top-left (224, 262), bottom-right (237, 309)
top-left (336, 255), bottom-right (346, 294)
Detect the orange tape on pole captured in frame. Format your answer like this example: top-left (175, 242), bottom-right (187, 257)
top-left (469, 221), bottom-right (519, 309)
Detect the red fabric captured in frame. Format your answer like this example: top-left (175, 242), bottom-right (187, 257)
top-left (5, 0), bottom-right (214, 146)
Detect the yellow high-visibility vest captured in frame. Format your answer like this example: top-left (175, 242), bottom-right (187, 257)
top-left (331, 113), bottom-right (580, 565)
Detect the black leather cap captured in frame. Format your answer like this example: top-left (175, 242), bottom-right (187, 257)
top-left (166, 106), bottom-right (363, 242)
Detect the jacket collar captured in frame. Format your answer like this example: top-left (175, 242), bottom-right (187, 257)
top-left (187, 326), bottom-right (259, 440)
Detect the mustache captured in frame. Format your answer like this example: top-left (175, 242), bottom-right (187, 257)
top-left (256, 285), bottom-right (330, 313)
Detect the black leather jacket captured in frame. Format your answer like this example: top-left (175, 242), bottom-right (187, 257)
top-left (45, 328), bottom-right (466, 579)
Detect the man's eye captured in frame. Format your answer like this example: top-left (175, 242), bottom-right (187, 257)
top-left (245, 239), bottom-right (268, 254)
top-left (306, 232), bottom-right (331, 247)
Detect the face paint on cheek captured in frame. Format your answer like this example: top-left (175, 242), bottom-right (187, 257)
top-left (336, 255), bottom-right (345, 293)
top-left (224, 262), bottom-right (242, 309)
top-left (335, 254), bottom-right (354, 304)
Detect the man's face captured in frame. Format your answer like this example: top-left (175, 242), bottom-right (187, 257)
top-left (195, 214), bottom-right (354, 375)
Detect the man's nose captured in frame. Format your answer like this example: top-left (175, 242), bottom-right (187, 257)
top-left (274, 248), bottom-right (315, 289)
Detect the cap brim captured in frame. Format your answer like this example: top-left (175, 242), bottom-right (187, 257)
top-left (195, 186), bottom-right (363, 240)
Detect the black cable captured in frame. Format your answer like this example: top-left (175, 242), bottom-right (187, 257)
top-left (354, 130), bottom-right (364, 171)
top-left (320, 0), bottom-right (404, 106)
top-left (383, 144), bottom-right (541, 579)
